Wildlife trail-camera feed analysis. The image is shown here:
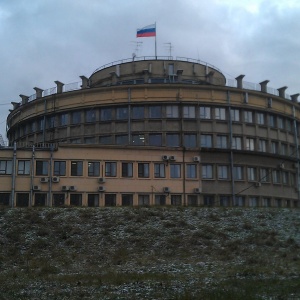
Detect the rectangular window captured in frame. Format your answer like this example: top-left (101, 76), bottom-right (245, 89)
top-left (244, 111), bottom-right (253, 123)
top-left (154, 163), bottom-right (165, 178)
top-left (37, 118), bottom-right (44, 131)
top-left (246, 138), bottom-right (255, 151)
top-left (85, 110), bottom-right (96, 122)
top-left (200, 107), bottom-right (211, 119)
top-left (281, 143), bottom-right (287, 156)
top-left (116, 107), bottom-right (128, 120)
top-left (282, 171), bottom-right (289, 185)
top-left (132, 106), bottom-right (144, 119)
top-left (249, 197), bottom-right (258, 207)
top-left (122, 194), bottom-right (133, 206)
top-left (138, 194), bottom-right (150, 206)
top-left (217, 135), bottom-right (227, 149)
top-left (170, 164), bottom-right (181, 178)
top-left (234, 196), bottom-right (245, 207)
top-left (273, 170), bottom-right (281, 184)
top-left (258, 139), bottom-right (267, 152)
top-left (18, 160), bottom-right (30, 175)
top-left (71, 161), bottom-right (83, 176)
top-left (100, 108), bottom-right (112, 121)
top-left (202, 164), bottom-right (213, 179)
top-left (132, 134), bottom-right (145, 146)
top-left (201, 134), bottom-right (212, 148)
top-left (269, 115), bottom-right (276, 127)
top-left (231, 109), bottom-right (240, 122)
top-left (47, 116), bottom-right (55, 128)
top-left (122, 162), bottom-right (133, 177)
top-left (70, 194), bottom-right (82, 206)
top-left (233, 166), bottom-right (243, 180)
top-left (84, 137), bottom-right (95, 144)
top-left (218, 165), bottom-right (228, 179)
top-left (105, 162), bottom-right (117, 177)
top-left (60, 113), bottom-right (68, 126)
top-left (138, 163), bottom-right (149, 178)
top-left (149, 106), bottom-right (162, 118)
top-left (183, 106), bottom-right (195, 118)
top-left (220, 196), bottom-right (230, 206)
top-left (257, 112), bottom-right (265, 125)
top-left (204, 195), bottom-right (214, 206)
top-left (149, 134), bottom-right (162, 146)
top-left (105, 194), bottom-right (116, 206)
top-left (247, 167), bottom-right (256, 181)
top-left (286, 119), bottom-right (292, 132)
top-left (188, 195), bottom-right (198, 206)
top-left (53, 193), bottom-right (65, 207)
top-left (277, 117), bottom-right (284, 129)
top-left (232, 136), bottom-right (242, 150)
top-left (54, 161), bottom-right (66, 176)
top-left (0, 160), bottom-right (12, 175)
top-left (88, 194), bottom-right (99, 207)
top-left (88, 162), bottom-right (100, 177)
top-left (155, 195), bottom-right (166, 205)
top-left (171, 195), bottom-right (182, 206)
top-left (166, 105), bottom-right (179, 118)
top-left (215, 107), bottom-right (226, 120)
top-left (116, 135), bottom-right (128, 145)
top-left (0, 193), bottom-right (10, 206)
top-left (271, 141), bottom-right (278, 154)
top-left (99, 136), bottom-right (112, 144)
top-left (260, 168), bottom-right (269, 182)
top-left (166, 134), bottom-right (179, 147)
top-left (71, 111), bottom-right (81, 124)
top-left (187, 164), bottom-right (197, 178)
top-left (36, 161), bottom-right (48, 176)
top-left (184, 134), bottom-right (197, 148)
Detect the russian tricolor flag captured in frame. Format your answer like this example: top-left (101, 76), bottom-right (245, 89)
top-left (136, 24), bottom-right (156, 37)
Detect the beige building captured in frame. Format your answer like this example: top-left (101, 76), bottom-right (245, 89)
top-left (1, 57), bottom-right (300, 207)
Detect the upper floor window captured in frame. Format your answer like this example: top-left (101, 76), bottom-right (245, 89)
top-left (0, 160), bottom-right (12, 175)
top-left (202, 164), bottom-right (213, 179)
top-left (184, 134), bottom-right (197, 148)
top-left (271, 141), bottom-right (278, 154)
top-left (116, 135), bottom-right (128, 145)
top-left (186, 164), bottom-right (197, 178)
top-left (281, 143), bottom-right (288, 156)
top-left (85, 110), bottom-right (96, 122)
top-left (138, 163), bottom-right (149, 178)
top-left (71, 111), bottom-right (81, 124)
top-left (132, 106), bottom-right (144, 119)
top-left (183, 106), bottom-right (195, 118)
top-left (99, 136), bottom-right (112, 145)
top-left (100, 108), bottom-right (112, 121)
top-left (166, 105), bottom-right (179, 118)
top-left (258, 139), bottom-right (267, 152)
top-left (132, 134), bottom-right (145, 146)
top-left (166, 134), bottom-right (180, 147)
top-left (233, 166), bottom-right (244, 180)
top-left (18, 160), bottom-right (30, 175)
top-left (217, 135), bottom-right (227, 149)
top-left (47, 116), bottom-right (55, 129)
top-left (154, 163), bottom-right (165, 178)
top-left (170, 164), bottom-right (181, 178)
top-left (37, 119), bottom-right (44, 131)
top-left (116, 107), bottom-right (128, 120)
top-left (246, 138), bottom-right (255, 151)
top-left (260, 168), bottom-right (269, 182)
top-left (273, 170), bottom-right (281, 184)
top-left (218, 165), bottom-right (229, 179)
top-left (257, 112), bottom-right (265, 125)
top-left (149, 134), bottom-right (162, 147)
top-left (122, 162), bottom-right (133, 177)
top-left (215, 107), bottom-right (226, 120)
top-left (71, 161), bottom-right (83, 176)
top-left (149, 106), bottom-right (162, 118)
top-left (269, 115), bottom-right (276, 128)
top-left (201, 134), bottom-right (212, 148)
top-left (200, 107), bottom-right (211, 119)
top-left (232, 136), bottom-right (242, 150)
top-left (36, 161), bottom-right (48, 176)
top-left (88, 162), bottom-right (100, 177)
top-left (231, 109), bottom-right (240, 122)
top-left (54, 161), bottom-right (66, 176)
top-left (286, 119), bottom-right (292, 132)
top-left (60, 113), bottom-right (68, 126)
top-left (105, 162), bottom-right (117, 177)
top-left (244, 111), bottom-right (253, 123)
top-left (247, 167), bottom-right (256, 181)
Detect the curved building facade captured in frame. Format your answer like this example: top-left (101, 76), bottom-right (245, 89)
top-left (1, 57), bottom-right (300, 207)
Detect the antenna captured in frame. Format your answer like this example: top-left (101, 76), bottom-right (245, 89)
top-left (131, 41), bottom-right (143, 57)
top-left (164, 42), bottom-right (173, 58)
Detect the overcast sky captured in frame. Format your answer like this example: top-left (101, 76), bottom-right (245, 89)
top-left (0, 0), bottom-right (300, 141)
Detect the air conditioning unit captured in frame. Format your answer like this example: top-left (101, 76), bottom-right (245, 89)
top-left (163, 187), bottom-right (170, 193)
top-left (98, 186), bottom-right (106, 192)
top-left (40, 177), bottom-right (49, 183)
top-left (194, 187), bottom-right (202, 193)
top-left (32, 185), bottom-right (41, 191)
top-left (169, 155), bottom-right (176, 161)
top-left (193, 156), bottom-right (200, 162)
top-left (69, 186), bottom-right (77, 191)
top-left (162, 155), bottom-right (169, 161)
top-left (255, 182), bottom-right (261, 187)
top-left (52, 176), bottom-right (60, 183)
top-left (61, 185), bottom-right (69, 191)
top-left (98, 177), bottom-right (106, 183)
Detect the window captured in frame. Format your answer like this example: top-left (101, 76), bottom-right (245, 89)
top-left (249, 197), bottom-right (258, 207)
top-left (200, 107), bottom-right (211, 119)
top-left (286, 119), bottom-right (292, 132)
top-left (132, 106), bottom-right (144, 119)
top-left (99, 136), bottom-right (112, 144)
top-left (168, 64), bottom-right (174, 75)
top-left (244, 111), bottom-right (253, 123)
top-left (116, 107), bottom-right (128, 120)
top-left (166, 105), bottom-right (179, 118)
top-left (184, 134), bottom-right (197, 147)
top-left (218, 165), bottom-right (228, 179)
top-left (16, 193), bottom-right (29, 207)
top-left (220, 196), bottom-right (230, 206)
top-left (202, 164), bottom-right (213, 179)
top-left (0, 160), bottom-right (12, 175)
top-left (277, 117), bottom-right (284, 129)
top-left (138, 194), bottom-right (150, 206)
top-left (138, 163), bottom-right (149, 178)
top-left (257, 112), bottom-right (265, 125)
top-left (0, 193), bottom-right (10, 206)
top-left (233, 166), bottom-right (243, 180)
top-left (71, 111), bottom-right (81, 124)
top-left (217, 135), bottom-right (227, 149)
top-left (187, 164), bottom-right (197, 178)
top-left (105, 194), bottom-right (116, 206)
top-left (18, 160), bottom-right (30, 175)
top-left (231, 109), bottom-right (240, 122)
top-left (282, 171), bottom-right (289, 185)
top-left (272, 170), bottom-right (281, 184)
top-left (70, 138), bottom-right (81, 144)
top-left (247, 167), bottom-right (256, 181)
top-left (60, 113), bottom-right (68, 126)
top-left (183, 106), bottom-right (195, 118)
top-left (246, 138), bottom-right (255, 151)
top-left (85, 110), bottom-right (96, 122)
top-left (88, 162), bottom-right (100, 177)
top-left (204, 195), bottom-right (214, 206)
top-left (37, 118), bottom-right (44, 131)
top-left (105, 162), bottom-right (117, 177)
top-left (70, 194), bottom-right (82, 206)
top-left (234, 196), bottom-right (245, 207)
top-left (149, 134), bottom-right (162, 146)
top-left (132, 134), bottom-right (145, 146)
top-left (88, 194), bottom-right (99, 207)
top-left (53, 194), bottom-right (65, 207)
top-left (271, 141), bottom-right (278, 154)
top-left (170, 164), bottom-right (181, 178)
top-left (100, 108), bottom-right (112, 121)
top-left (54, 161), bottom-right (66, 176)
top-left (116, 135), bottom-right (128, 145)
top-left (154, 163), bottom-right (165, 178)
top-left (71, 161), bottom-right (83, 176)
top-left (232, 136), bottom-right (242, 150)
top-left (188, 195), bottom-right (198, 206)
top-left (258, 139), bottom-right (267, 152)
top-left (122, 162), bottom-right (133, 177)
top-left (281, 143), bottom-right (287, 156)
top-left (149, 106), bottom-right (162, 118)
top-left (122, 194), bottom-right (133, 206)
top-left (171, 195), bottom-right (182, 206)
top-left (36, 161), bottom-right (48, 176)
top-left (47, 116), bottom-right (55, 128)
top-left (166, 134), bottom-right (179, 147)
top-left (201, 134), bottom-right (212, 148)
top-left (260, 168), bottom-right (269, 182)
top-left (84, 137), bottom-right (95, 144)
top-left (262, 198), bottom-right (271, 207)
top-left (269, 115), bottom-right (276, 127)
top-left (155, 195), bottom-right (166, 205)
top-left (215, 107), bottom-right (226, 120)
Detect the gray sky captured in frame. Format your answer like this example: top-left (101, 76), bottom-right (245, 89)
top-left (1, 0), bottom-right (300, 141)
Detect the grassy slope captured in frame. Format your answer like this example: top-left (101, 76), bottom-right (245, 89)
top-left (0, 207), bottom-right (299, 299)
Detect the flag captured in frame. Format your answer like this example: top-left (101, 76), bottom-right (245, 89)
top-left (136, 24), bottom-right (156, 38)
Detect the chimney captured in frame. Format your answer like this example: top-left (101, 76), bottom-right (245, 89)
top-left (19, 94), bottom-right (29, 105)
top-left (277, 86), bottom-right (287, 98)
top-left (54, 81), bottom-right (64, 94)
top-left (80, 76), bottom-right (89, 89)
top-left (235, 75), bottom-right (245, 89)
top-left (34, 87), bottom-right (44, 98)
top-left (259, 80), bottom-right (269, 93)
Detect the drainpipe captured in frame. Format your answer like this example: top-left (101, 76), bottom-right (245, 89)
top-left (292, 106), bottom-right (300, 202)
top-left (49, 144), bottom-right (54, 207)
top-left (11, 142), bottom-right (17, 208)
top-left (128, 88), bottom-right (131, 145)
top-left (183, 147), bottom-right (186, 206)
top-left (30, 145), bottom-right (35, 207)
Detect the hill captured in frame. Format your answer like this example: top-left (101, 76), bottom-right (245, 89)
top-left (0, 207), bottom-right (299, 299)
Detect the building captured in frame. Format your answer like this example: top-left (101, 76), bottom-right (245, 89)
top-left (1, 56), bottom-right (299, 208)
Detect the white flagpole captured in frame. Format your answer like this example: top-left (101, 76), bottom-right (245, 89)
top-left (155, 22), bottom-right (157, 58)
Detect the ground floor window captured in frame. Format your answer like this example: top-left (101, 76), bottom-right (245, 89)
top-left (16, 193), bottom-right (29, 207)
top-left (0, 193), bottom-right (10, 206)
top-left (262, 197), bottom-right (271, 207)
top-left (70, 194), bottom-right (82, 206)
top-left (138, 194), bottom-right (150, 206)
top-left (171, 195), bottom-right (182, 206)
top-left (188, 195), bottom-right (198, 206)
top-left (35, 193), bottom-right (47, 206)
top-left (275, 199), bottom-right (282, 207)
top-left (53, 193), bottom-right (65, 207)
top-left (203, 195), bottom-right (214, 206)
top-left (122, 194), bottom-right (133, 206)
top-left (105, 194), bottom-right (116, 206)
top-left (249, 197), bottom-right (258, 207)
top-left (155, 194), bottom-right (166, 205)
top-left (233, 196), bottom-right (245, 207)
top-left (88, 194), bottom-right (99, 207)
top-left (220, 196), bottom-right (230, 206)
